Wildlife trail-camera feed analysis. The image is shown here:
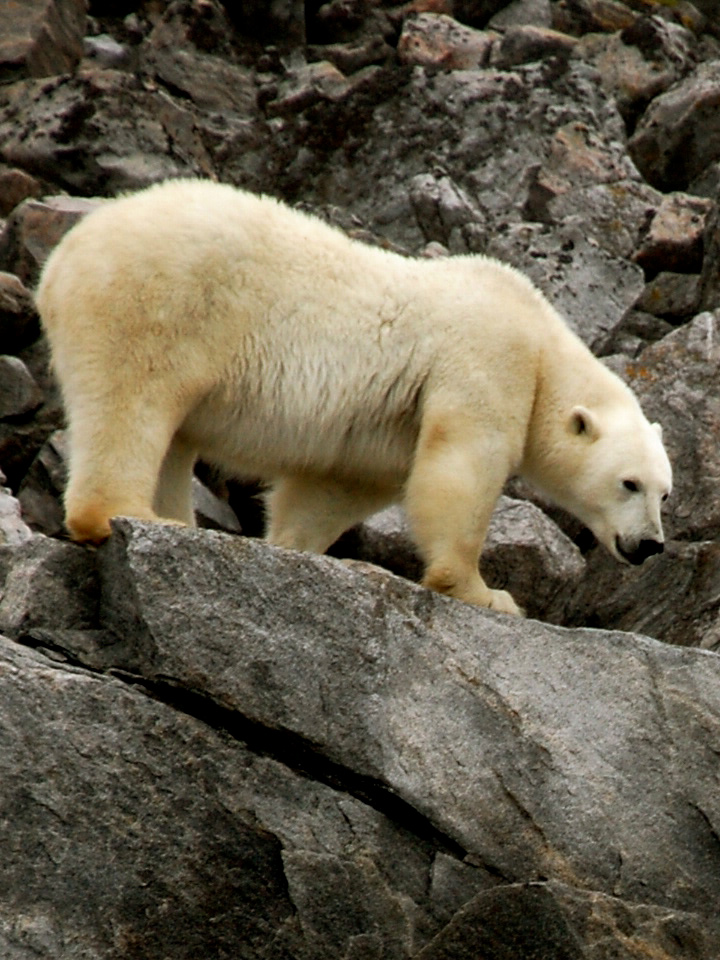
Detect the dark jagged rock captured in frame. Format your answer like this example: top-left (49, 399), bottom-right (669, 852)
top-left (0, 271), bottom-right (40, 352)
top-left (629, 60), bottom-right (720, 191)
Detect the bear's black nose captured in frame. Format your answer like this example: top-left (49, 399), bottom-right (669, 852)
top-left (622, 539), bottom-right (664, 565)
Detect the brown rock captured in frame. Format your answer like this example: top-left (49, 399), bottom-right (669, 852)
top-left (621, 11), bottom-right (697, 67)
top-left (0, 272), bottom-right (40, 353)
top-left (141, 1), bottom-right (257, 116)
top-left (682, 0), bottom-right (717, 32)
top-left (541, 120), bottom-right (640, 193)
top-left (552, 0), bottom-right (639, 35)
top-left (0, 196), bottom-right (100, 286)
top-left (400, 0), bottom-right (455, 14)
top-left (307, 34), bottom-right (394, 74)
top-left (633, 192), bottom-right (713, 275)
top-left (622, 0), bottom-right (709, 35)
top-left (0, 0), bottom-right (87, 82)
top-left (397, 13), bottom-right (497, 68)
top-left (0, 166), bottom-right (44, 219)
top-left (263, 60), bottom-right (382, 116)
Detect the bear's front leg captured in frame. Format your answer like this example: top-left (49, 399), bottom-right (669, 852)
top-left (405, 413), bottom-right (524, 616)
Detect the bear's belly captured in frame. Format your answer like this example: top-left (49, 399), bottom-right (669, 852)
top-left (180, 398), bottom-right (419, 487)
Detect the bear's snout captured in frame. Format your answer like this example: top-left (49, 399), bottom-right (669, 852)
top-left (616, 537), bottom-right (664, 565)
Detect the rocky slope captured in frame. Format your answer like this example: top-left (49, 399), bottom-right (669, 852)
top-left (1, 1), bottom-right (720, 957)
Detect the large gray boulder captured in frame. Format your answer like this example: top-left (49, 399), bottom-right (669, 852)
top-left (1, 520), bottom-right (719, 957)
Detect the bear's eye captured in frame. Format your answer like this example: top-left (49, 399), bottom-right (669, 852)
top-left (662, 492), bottom-right (669, 502)
top-left (623, 480), bottom-right (639, 493)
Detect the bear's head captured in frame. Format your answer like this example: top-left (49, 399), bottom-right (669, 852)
top-left (535, 404), bottom-right (673, 565)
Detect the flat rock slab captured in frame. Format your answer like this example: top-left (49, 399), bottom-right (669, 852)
top-left (0, 635), bottom-right (476, 959)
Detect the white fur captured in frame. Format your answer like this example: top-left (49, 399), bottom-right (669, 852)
top-left (36, 179), bottom-right (672, 614)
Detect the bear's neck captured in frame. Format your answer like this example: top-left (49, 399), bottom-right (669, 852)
top-left (519, 321), bottom-right (629, 498)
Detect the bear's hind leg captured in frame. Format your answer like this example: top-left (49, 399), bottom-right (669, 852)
top-left (266, 475), bottom-right (396, 554)
top-left (153, 434), bottom-right (198, 526)
top-left (63, 403), bottom-right (188, 544)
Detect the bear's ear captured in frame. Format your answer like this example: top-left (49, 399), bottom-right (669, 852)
top-left (569, 405), bottom-right (601, 441)
top-left (652, 422), bottom-right (663, 441)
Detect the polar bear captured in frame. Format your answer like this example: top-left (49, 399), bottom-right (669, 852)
top-left (36, 179), bottom-right (672, 615)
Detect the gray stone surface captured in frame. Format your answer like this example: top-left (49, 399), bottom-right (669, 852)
top-left (0, 634), bottom-right (470, 959)
top-left (484, 219), bottom-right (645, 348)
top-left (52, 525), bottom-right (720, 908)
top-left (0, 485), bottom-right (32, 546)
top-left (397, 14), bottom-right (497, 69)
top-left (636, 271), bottom-right (702, 320)
top-left (0, 355), bottom-right (42, 419)
top-left (3, 519), bottom-right (720, 926)
top-left (0, 72), bottom-right (215, 198)
top-left (17, 429), bottom-right (67, 537)
top-left (560, 539), bottom-right (720, 651)
top-left (0, 534), bottom-right (97, 637)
